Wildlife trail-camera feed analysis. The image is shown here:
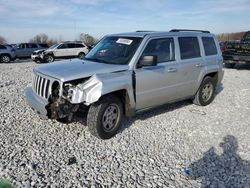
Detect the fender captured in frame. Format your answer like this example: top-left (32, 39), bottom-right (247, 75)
top-left (68, 70), bottom-right (136, 115)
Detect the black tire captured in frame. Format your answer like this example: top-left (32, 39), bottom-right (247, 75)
top-left (45, 55), bottom-right (54, 63)
top-left (0, 54), bottom-right (11, 63)
top-left (193, 76), bottom-right (215, 106)
top-left (225, 63), bottom-right (235, 68)
top-left (87, 95), bottom-right (123, 139)
top-left (78, 52), bottom-right (85, 59)
top-left (56, 117), bottom-right (69, 124)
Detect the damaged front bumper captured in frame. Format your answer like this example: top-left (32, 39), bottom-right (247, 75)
top-left (25, 85), bottom-right (49, 119)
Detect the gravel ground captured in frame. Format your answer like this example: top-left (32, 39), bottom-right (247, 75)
top-left (0, 61), bottom-right (250, 187)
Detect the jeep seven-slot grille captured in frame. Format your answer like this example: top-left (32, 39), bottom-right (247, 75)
top-left (33, 75), bottom-right (50, 99)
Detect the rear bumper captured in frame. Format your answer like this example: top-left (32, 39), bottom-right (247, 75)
top-left (25, 85), bottom-right (48, 119)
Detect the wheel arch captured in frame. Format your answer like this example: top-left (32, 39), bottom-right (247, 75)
top-left (0, 53), bottom-right (11, 58)
top-left (204, 71), bottom-right (218, 85)
top-left (0, 53), bottom-right (11, 62)
top-left (75, 73), bottom-right (135, 117)
top-left (194, 71), bottom-right (219, 96)
top-left (100, 89), bottom-right (135, 117)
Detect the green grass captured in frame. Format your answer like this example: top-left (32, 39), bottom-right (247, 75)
top-left (0, 180), bottom-right (14, 188)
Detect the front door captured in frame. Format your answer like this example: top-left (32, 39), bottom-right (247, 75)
top-left (135, 37), bottom-right (181, 110)
top-left (54, 43), bottom-right (70, 57)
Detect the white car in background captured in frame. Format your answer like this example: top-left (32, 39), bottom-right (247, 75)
top-left (35, 41), bottom-right (90, 63)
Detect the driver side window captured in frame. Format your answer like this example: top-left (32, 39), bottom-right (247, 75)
top-left (142, 38), bottom-right (175, 63)
top-left (57, 44), bottom-right (68, 49)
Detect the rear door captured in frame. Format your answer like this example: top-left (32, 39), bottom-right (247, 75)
top-left (75, 43), bottom-right (87, 55)
top-left (67, 43), bottom-right (78, 56)
top-left (135, 37), bottom-right (181, 110)
top-left (175, 36), bottom-right (206, 98)
top-left (201, 36), bottom-right (222, 71)
top-left (15, 43), bottom-right (27, 58)
top-left (27, 43), bottom-right (38, 56)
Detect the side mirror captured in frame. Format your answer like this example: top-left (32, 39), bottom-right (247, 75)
top-left (138, 55), bottom-right (157, 68)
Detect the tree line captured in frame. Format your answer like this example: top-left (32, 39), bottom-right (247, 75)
top-left (216, 31), bottom-right (246, 41)
top-left (0, 33), bottom-right (98, 46)
top-left (1, 31), bottom-right (248, 45)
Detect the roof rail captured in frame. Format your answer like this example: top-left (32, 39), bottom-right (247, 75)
top-left (63, 41), bottom-right (82, 43)
top-left (136, 30), bottom-right (155, 32)
top-left (170, 29), bottom-right (210, 33)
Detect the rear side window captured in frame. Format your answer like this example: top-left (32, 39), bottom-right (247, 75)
top-left (202, 37), bottom-right (217, 56)
top-left (178, 37), bottom-right (200, 59)
top-left (29, 44), bottom-right (38, 48)
top-left (39, 43), bottom-right (48, 48)
top-left (75, 43), bottom-right (85, 48)
top-left (67, 43), bottom-right (76, 48)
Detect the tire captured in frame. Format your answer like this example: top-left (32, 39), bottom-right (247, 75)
top-left (57, 117), bottom-right (69, 124)
top-left (0, 54), bottom-right (11, 63)
top-left (45, 55), bottom-right (54, 63)
top-left (78, 52), bottom-right (85, 59)
top-left (87, 95), bottom-right (123, 139)
top-left (225, 63), bottom-right (235, 68)
top-left (193, 76), bottom-right (215, 106)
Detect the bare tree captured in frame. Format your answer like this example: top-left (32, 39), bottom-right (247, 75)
top-left (30, 33), bottom-right (62, 46)
top-left (78, 33), bottom-right (97, 46)
top-left (0, 35), bottom-right (7, 44)
top-left (30, 33), bottom-right (49, 43)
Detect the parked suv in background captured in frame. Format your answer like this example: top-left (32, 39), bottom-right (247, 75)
top-left (25, 29), bottom-right (224, 139)
top-left (40, 41), bottom-right (89, 63)
top-left (0, 44), bottom-right (16, 63)
top-left (15, 43), bottom-right (48, 59)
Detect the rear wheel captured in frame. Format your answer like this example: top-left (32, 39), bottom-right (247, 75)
top-left (87, 95), bottom-right (123, 139)
top-left (193, 76), bottom-right (215, 106)
top-left (0, 54), bottom-right (11, 63)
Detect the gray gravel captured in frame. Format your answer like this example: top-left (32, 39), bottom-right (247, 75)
top-left (0, 61), bottom-right (250, 187)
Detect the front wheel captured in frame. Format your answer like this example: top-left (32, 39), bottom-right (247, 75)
top-left (193, 76), bottom-right (215, 106)
top-left (0, 55), bottom-right (11, 63)
top-left (78, 52), bottom-right (85, 59)
top-left (87, 95), bottom-right (123, 139)
top-left (45, 55), bottom-right (54, 63)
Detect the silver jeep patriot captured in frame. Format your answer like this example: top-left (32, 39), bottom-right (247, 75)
top-left (25, 29), bottom-right (224, 139)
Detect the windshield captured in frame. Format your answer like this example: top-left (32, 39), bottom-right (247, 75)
top-left (48, 43), bottom-right (59, 49)
top-left (85, 36), bottom-right (142, 65)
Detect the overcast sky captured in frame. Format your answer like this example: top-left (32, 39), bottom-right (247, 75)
top-left (0, 0), bottom-right (249, 43)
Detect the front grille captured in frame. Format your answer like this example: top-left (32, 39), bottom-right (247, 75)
top-left (33, 74), bottom-right (50, 99)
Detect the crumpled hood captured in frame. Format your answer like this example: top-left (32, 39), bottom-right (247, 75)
top-left (35, 59), bottom-right (129, 82)
top-left (33, 49), bottom-right (45, 53)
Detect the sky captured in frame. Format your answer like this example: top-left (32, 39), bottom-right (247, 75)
top-left (0, 0), bottom-right (250, 43)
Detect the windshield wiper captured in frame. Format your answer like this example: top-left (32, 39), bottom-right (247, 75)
top-left (85, 58), bottom-right (112, 64)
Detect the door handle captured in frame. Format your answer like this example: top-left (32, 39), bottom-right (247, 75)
top-left (195, 63), bottom-right (204, 67)
top-left (167, 68), bottom-right (177, 72)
